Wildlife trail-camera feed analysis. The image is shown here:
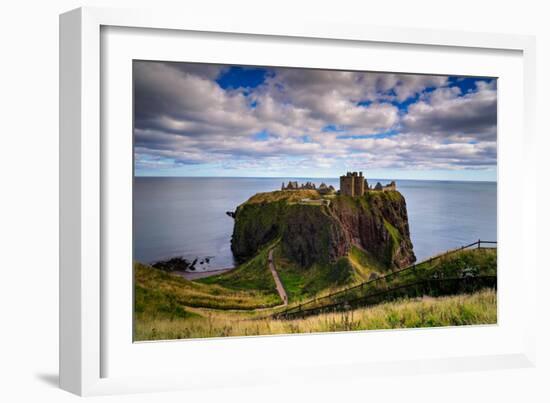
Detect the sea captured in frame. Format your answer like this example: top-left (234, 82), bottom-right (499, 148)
top-left (134, 177), bottom-right (497, 271)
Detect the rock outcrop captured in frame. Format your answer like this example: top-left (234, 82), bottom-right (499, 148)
top-left (329, 192), bottom-right (416, 268)
top-left (231, 189), bottom-right (416, 270)
top-left (281, 204), bottom-right (348, 267)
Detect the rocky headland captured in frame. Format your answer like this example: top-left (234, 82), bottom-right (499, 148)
top-left (230, 188), bottom-right (416, 270)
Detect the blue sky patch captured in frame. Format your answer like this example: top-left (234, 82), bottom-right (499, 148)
top-left (253, 130), bottom-right (270, 141)
top-left (357, 100), bottom-right (372, 107)
top-left (448, 76), bottom-right (494, 94)
top-left (216, 66), bottom-right (271, 89)
top-left (322, 124), bottom-right (345, 133)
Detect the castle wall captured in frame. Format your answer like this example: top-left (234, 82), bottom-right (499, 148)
top-left (339, 172), bottom-right (395, 195)
top-left (353, 175), bottom-right (365, 196)
top-left (382, 181), bottom-right (396, 192)
top-left (340, 176), bottom-right (355, 196)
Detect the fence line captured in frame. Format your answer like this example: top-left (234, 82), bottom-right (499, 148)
top-left (273, 239), bottom-right (496, 319)
top-left (275, 275), bottom-right (497, 319)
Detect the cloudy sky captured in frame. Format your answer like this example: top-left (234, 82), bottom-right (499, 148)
top-left (134, 61), bottom-right (497, 181)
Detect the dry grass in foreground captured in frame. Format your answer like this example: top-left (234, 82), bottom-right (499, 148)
top-left (134, 288), bottom-right (496, 341)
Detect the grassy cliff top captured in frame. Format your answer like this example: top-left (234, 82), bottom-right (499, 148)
top-left (245, 189), bottom-right (404, 205)
top-left (244, 189), bottom-right (320, 204)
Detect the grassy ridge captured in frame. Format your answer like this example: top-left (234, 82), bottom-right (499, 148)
top-left (275, 244), bottom-right (388, 303)
top-left (245, 189), bottom-right (320, 204)
top-left (382, 248), bottom-right (497, 288)
top-left (273, 247), bottom-right (497, 316)
top-left (348, 244), bottom-right (387, 279)
top-left (198, 245), bottom-right (277, 293)
top-left (274, 245), bottom-right (355, 302)
top-left (135, 289), bottom-right (497, 340)
top-left (134, 262), bottom-right (280, 312)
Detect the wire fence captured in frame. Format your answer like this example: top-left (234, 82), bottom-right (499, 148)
top-left (273, 239), bottom-right (497, 320)
top-left (274, 275), bottom-right (496, 319)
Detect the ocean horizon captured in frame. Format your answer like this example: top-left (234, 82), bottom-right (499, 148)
top-left (135, 175), bottom-right (497, 183)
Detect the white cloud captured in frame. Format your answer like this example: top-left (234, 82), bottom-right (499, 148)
top-left (403, 80), bottom-right (497, 141)
top-left (133, 61), bottom-right (497, 174)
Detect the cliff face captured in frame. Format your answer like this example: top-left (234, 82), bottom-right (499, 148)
top-left (329, 192), bottom-right (416, 268)
top-left (230, 199), bottom-right (288, 262)
top-left (281, 205), bottom-right (348, 267)
top-left (231, 190), bottom-right (416, 270)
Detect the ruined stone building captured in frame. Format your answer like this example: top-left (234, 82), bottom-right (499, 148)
top-left (318, 183), bottom-right (336, 195)
top-left (384, 181), bottom-right (396, 191)
top-left (281, 181), bottom-right (317, 191)
top-left (340, 172), bottom-right (395, 196)
top-left (340, 171), bottom-right (366, 197)
top-left (279, 173), bottom-right (394, 197)
top-left (374, 180), bottom-right (396, 192)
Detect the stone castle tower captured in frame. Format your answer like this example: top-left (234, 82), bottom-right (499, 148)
top-left (340, 171), bottom-right (366, 197)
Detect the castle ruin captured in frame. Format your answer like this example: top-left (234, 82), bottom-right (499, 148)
top-left (278, 173), bottom-right (395, 198)
top-left (318, 182), bottom-right (334, 195)
top-left (339, 172), bottom-right (369, 197)
top-left (382, 181), bottom-right (396, 192)
top-left (340, 172), bottom-right (396, 196)
top-left (281, 181), bottom-right (319, 191)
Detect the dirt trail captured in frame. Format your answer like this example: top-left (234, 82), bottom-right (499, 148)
top-left (268, 248), bottom-right (288, 306)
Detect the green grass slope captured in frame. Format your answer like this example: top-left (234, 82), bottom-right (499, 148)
top-left (198, 245), bottom-right (277, 293)
top-left (134, 262), bottom-right (280, 312)
top-left (274, 245), bottom-right (355, 302)
top-left (278, 247), bottom-right (497, 315)
top-left (135, 288), bottom-right (497, 340)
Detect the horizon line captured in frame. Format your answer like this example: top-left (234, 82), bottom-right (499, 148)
top-left (133, 175), bottom-right (497, 183)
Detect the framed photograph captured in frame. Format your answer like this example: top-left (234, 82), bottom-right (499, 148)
top-left (60, 7), bottom-right (537, 396)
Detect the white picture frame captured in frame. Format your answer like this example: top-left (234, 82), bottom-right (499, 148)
top-left (59, 6), bottom-right (537, 396)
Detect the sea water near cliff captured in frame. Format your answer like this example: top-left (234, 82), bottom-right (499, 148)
top-left (134, 177), bottom-right (497, 271)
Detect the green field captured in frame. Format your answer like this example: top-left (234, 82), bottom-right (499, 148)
top-left (134, 259), bottom-right (280, 313)
top-left (198, 245), bottom-right (277, 293)
top-left (135, 289), bottom-right (497, 340)
top-left (134, 247), bottom-right (497, 341)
